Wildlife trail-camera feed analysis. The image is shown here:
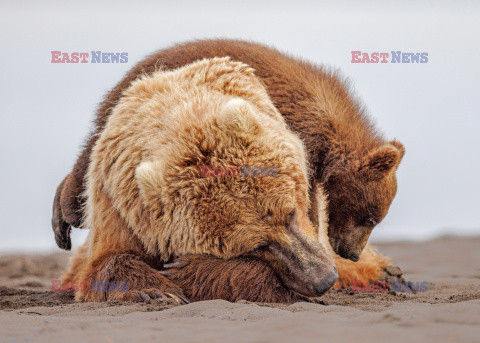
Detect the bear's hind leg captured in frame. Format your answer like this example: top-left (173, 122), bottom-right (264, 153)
top-left (74, 253), bottom-right (189, 303)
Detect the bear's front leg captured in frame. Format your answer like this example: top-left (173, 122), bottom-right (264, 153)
top-left (333, 245), bottom-right (393, 289)
top-left (161, 254), bottom-right (304, 303)
top-left (75, 253), bottom-right (189, 303)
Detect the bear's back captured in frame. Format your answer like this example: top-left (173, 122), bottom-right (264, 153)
top-left (95, 40), bottom-right (323, 129)
top-left (94, 40), bottom-right (382, 170)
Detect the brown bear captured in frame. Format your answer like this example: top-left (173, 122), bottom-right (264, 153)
top-left (61, 57), bottom-right (338, 302)
top-left (54, 39), bottom-right (404, 292)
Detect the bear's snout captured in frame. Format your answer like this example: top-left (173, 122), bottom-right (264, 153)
top-left (265, 211), bottom-right (338, 297)
top-left (329, 224), bottom-right (372, 262)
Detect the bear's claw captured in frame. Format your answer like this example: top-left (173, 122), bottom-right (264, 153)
top-left (163, 262), bottom-right (185, 269)
top-left (165, 291), bottom-right (190, 304)
top-left (118, 289), bottom-right (190, 304)
top-left (52, 193), bottom-right (72, 250)
top-left (160, 261), bottom-right (187, 277)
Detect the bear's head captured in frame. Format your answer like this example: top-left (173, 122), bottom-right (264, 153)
top-left (135, 91), bottom-right (337, 297)
top-left (323, 141), bottom-right (405, 261)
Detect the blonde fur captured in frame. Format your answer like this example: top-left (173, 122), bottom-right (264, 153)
top-left (63, 58), bottom-right (332, 301)
top-left (65, 57), bottom-right (387, 301)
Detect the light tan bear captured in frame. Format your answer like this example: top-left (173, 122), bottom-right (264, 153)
top-left (53, 41), bottom-right (404, 295)
top-left (61, 57), bottom-right (338, 302)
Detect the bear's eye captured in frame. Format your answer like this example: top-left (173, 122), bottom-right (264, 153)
top-left (285, 209), bottom-right (296, 227)
top-left (362, 216), bottom-right (377, 227)
top-left (263, 210), bottom-right (274, 220)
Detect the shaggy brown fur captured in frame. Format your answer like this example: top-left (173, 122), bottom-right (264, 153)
top-left (54, 39), bottom-right (404, 299)
top-left (53, 40), bottom-right (404, 257)
top-left (164, 254), bottom-right (303, 303)
top-left (62, 57), bottom-right (338, 302)
top-left (163, 245), bottom-right (389, 301)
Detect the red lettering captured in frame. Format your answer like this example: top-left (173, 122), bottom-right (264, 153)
top-left (351, 51), bottom-right (362, 63)
top-left (51, 51), bottom-right (62, 63)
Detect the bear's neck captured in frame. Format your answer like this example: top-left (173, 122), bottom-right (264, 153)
top-left (274, 69), bottom-right (386, 182)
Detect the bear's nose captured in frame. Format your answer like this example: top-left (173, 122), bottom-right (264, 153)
top-left (336, 244), bottom-right (361, 262)
top-left (313, 268), bottom-right (338, 296)
top-left (348, 253), bottom-right (360, 262)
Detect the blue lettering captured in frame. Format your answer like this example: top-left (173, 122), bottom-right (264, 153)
top-left (410, 282), bottom-right (420, 292)
top-left (261, 167), bottom-right (270, 177)
top-left (419, 281), bottom-right (429, 292)
top-left (108, 282), bottom-right (121, 292)
top-left (102, 53), bottom-right (111, 63)
top-left (252, 167), bottom-right (262, 177)
top-left (402, 53), bottom-right (411, 63)
top-left (391, 51), bottom-right (401, 63)
top-left (110, 53), bottom-right (120, 63)
top-left (120, 52), bottom-right (128, 63)
top-left (118, 282), bottom-right (128, 292)
top-left (420, 52), bottom-right (428, 63)
top-left (401, 281), bottom-right (411, 292)
top-left (91, 51), bottom-right (101, 63)
top-left (410, 53), bottom-right (420, 63)
top-left (390, 280), bottom-right (401, 291)
top-left (91, 280), bottom-right (102, 292)
top-left (241, 165), bottom-right (251, 177)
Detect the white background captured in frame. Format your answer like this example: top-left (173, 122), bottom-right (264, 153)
top-left (1, 0), bottom-right (479, 252)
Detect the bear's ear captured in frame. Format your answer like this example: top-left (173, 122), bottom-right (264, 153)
top-left (389, 140), bottom-right (405, 164)
top-left (363, 144), bottom-right (402, 180)
top-left (218, 98), bottom-right (261, 134)
top-left (135, 160), bottom-right (165, 200)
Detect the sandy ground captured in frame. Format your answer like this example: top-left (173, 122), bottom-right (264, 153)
top-left (0, 235), bottom-right (479, 343)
